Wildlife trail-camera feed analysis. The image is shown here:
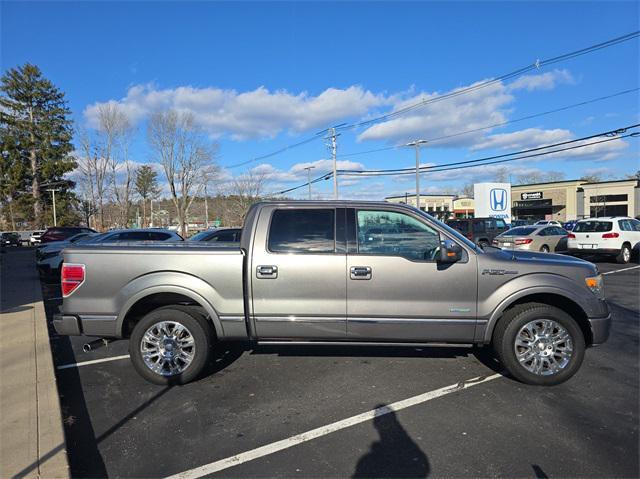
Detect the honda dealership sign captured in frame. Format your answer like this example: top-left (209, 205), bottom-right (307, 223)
top-left (474, 183), bottom-right (512, 223)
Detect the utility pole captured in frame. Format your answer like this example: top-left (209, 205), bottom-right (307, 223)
top-left (303, 166), bottom-right (316, 199)
top-left (328, 127), bottom-right (339, 199)
top-left (204, 184), bottom-right (209, 228)
top-left (45, 188), bottom-right (60, 226)
top-left (406, 140), bottom-right (428, 210)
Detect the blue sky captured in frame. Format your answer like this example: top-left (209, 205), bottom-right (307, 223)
top-left (2, 1), bottom-right (639, 199)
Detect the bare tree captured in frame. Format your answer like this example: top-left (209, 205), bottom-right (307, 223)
top-left (77, 128), bottom-right (110, 230)
top-left (460, 183), bottom-right (474, 197)
top-left (147, 110), bottom-right (218, 236)
top-left (97, 104), bottom-right (135, 228)
top-left (493, 166), bottom-right (510, 183)
top-left (228, 169), bottom-right (267, 224)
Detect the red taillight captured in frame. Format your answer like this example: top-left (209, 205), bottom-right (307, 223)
top-left (466, 233), bottom-right (474, 240)
top-left (61, 263), bottom-right (85, 297)
top-left (602, 232), bottom-right (619, 239)
top-left (515, 238), bottom-right (533, 245)
top-left (568, 233), bottom-right (576, 239)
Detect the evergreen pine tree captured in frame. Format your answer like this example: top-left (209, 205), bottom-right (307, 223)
top-left (0, 63), bottom-right (77, 227)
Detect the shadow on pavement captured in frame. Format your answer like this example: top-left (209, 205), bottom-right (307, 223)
top-left (353, 404), bottom-right (430, 478)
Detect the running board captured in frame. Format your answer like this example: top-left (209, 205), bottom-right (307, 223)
top-left (255, 340), bottom-right (476, 348)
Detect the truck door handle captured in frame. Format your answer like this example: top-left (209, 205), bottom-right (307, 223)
top-left (350, 266), bottom-right (372, 280)
top-left (257, 265), bottom-right (278, 279)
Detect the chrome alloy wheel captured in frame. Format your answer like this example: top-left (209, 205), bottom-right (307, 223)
top-left (514, 319), bottom-right (573, 376)
top-left (140, 321), bottom-right (196, 376)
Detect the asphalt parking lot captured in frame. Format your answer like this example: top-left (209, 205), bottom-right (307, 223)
top-left (29, 248), bottom-right (639, 478)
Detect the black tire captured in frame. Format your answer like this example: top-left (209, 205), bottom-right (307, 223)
top-left (616, 244), bottom-right (631, 264)
top-left (539, 245), bottom-right (550, 253)
top-left (478, 240), bottom-right (490, 249)
top-left (492, 303), bottom-right (585, 386)
top-left (129, 305), bottom-right (213, 385)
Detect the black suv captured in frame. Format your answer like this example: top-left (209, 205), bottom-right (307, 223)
top-left (1, 232), bottom-right (21, 247)
top-left (446, 217), bottom-right (509, 248)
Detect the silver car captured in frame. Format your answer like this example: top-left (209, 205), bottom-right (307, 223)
top-left (493, 225), bottom-right (568, 253)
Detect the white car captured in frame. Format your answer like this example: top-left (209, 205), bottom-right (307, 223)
top-left (534, 220), bottom-right (562, 227)
top-left (568, 217), bottom-right (640, 264)
top-left (29, 230), bottom-right (45, 245)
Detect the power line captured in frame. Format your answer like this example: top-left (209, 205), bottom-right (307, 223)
top-left (338, 124), bottom-right (640, 175)
top-left (338, 87), bottom-right (640, 159)
top-left (339, 134), bottom-right (636, 177)
top-left (269, 124), bottom-right (639, 195)
top-left (224, 31), bottom-right (639, 173)
top-left (335, 31), bottom-right (640, 132)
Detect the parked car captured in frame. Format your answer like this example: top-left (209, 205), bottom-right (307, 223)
top-left (36, 232), bottom-right (98, 261)
top-left (40, 226), bottom-right (96, 244)
top-left (1, 232), bottom-right (21, 247)
top-left (511, 219), bottom-right (533, 227)
top-left (534, 220), bottom-right (562, 227)
top-left (563, 220), bottom-right (578, 231)
top-left (492, 225), bottom-right (568, 253)
top-left (446, 217), bottom-right (509, 248)
top-left (568, 217), bottom-right (640, 264)
top-left (37, 228), bottom-right (183, 280)
top-left (54, 201), bottom-right (610, 387)
top-left (17, 231), bottom-right (33, 245)
top-left (188, 228), bottom-right (241, 243)
top-left (29, 230), bottom-right (45, 245)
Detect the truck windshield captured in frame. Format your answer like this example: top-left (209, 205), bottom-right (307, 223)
top-left (413, 208), bottom-right (479, 251)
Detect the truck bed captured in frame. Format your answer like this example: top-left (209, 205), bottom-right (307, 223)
top-left (61, 243), bottom-right (245, 338)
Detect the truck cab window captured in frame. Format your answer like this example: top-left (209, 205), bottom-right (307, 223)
top-left (356, 210), bottom-right (440, 261)
top-left (268, 209), bottom-right (335, 253)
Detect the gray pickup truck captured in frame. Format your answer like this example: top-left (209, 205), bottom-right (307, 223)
top-left (54, 201), bottom-right (610, 386)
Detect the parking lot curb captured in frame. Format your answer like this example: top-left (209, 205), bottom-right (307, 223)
top-left (0, 250), bottom-right (70, 478)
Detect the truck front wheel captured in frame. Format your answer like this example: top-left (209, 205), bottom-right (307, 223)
top-left (493, 303), bottom-right (585, 386)
top-left (130, 305), bottom-right (213, 385)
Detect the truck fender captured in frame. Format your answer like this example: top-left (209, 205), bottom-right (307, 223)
top-left (115, 272), bottom-right (225, 339)
top-left (479, 274), bottom-right (593, 343)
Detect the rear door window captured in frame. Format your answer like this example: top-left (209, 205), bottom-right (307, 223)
top-left (268, 209), bottom-right (335, 253)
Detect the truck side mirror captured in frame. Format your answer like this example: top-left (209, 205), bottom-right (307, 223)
top-left (439, 239), bottom-right (462, 263)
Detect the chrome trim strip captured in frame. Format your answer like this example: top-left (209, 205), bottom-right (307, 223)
top-left (348, 317), bottom-right (478, 325)
top-left (219, 315), bottom-right (245, 322)
top-left (255, 316), bottom-right (346, 323)
top-left (79, 315), bottom-right (117, 322)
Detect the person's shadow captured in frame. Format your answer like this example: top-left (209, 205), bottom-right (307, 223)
top-left (353, 404), bottom-right (430, 478)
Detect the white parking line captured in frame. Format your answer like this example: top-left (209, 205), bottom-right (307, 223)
top-left (56, 354), bottom-right (130, 370)
top-left (603, 265), bottom-right (640, 275)
top-left (165, 373), bottom-right (502, 479)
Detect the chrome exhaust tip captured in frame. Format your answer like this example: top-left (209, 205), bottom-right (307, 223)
top-left (83, 338), bottom-right (109, 352)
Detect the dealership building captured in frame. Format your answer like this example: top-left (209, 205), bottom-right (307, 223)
top-left (512, 178), bottom-right (640, 221)
top-left (386, 178), bottom-right (640, 221)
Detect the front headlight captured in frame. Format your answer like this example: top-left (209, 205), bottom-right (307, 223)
top-left (585, 274), bottom-right (604, 298)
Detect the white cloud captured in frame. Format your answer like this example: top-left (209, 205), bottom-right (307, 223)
top-left (356, 70), bottom-right (576, 146)
top-left (84, 84), bottom-right (391, 140)
top-left (507, 69), bottom-right (575, 92)
top-left (357, 81), bottom-right (513, 145)
top-left (472, 128), bottom-right (572, 151)
top-left (473, 127), bottom-right (629, 161)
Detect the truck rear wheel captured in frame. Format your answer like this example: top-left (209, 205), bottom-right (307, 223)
top-left (493, 303), bottom-right (585, 386)
top-left (130, 305), bottom-right (213, 385)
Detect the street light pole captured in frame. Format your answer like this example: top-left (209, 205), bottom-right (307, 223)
top-left (45, 188), bottom-right (60, 226)
top-left (406, 140), bottom-right (428, 210)
top-left (303, 166), bottom-right (316, 199)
